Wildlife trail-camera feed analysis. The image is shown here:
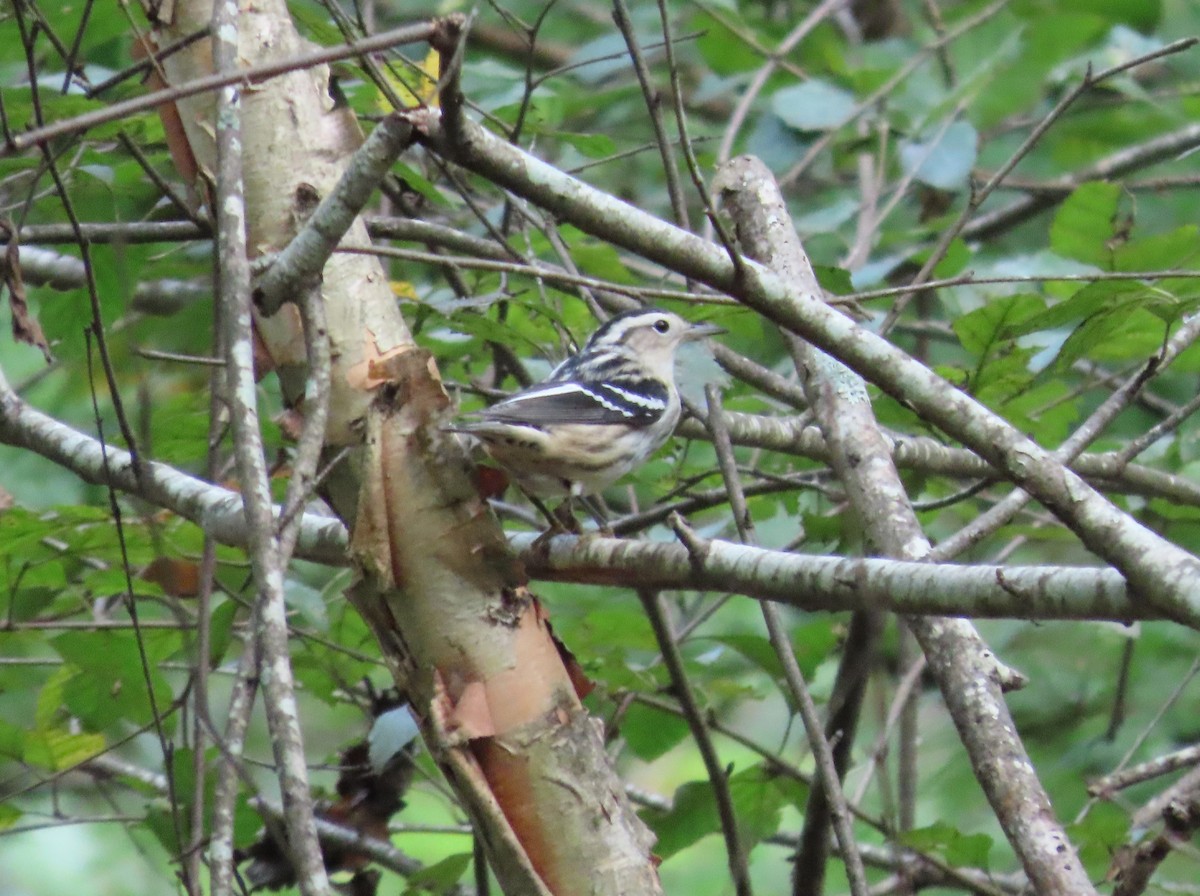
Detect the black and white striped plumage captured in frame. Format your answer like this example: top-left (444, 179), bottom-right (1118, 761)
top-left (454, 309), bottom-right (721, 498)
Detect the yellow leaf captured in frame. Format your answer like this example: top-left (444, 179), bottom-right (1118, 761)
top-left (376, 48), bottom-right (440, 112)
top-left (390, 280), bottom-right (419, 300)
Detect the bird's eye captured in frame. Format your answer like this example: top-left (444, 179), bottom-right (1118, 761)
top-left (653, 318), bottom-right (671, 334)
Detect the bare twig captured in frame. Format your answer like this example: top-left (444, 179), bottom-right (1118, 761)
top-left (210, 8), bottom-right (331, 894)
top-left (411, 109), bottom-right (1200, 627)
top-left (703, 386), bottom-right (870, 896)
top-left (1, 20), bottom-right (445, 158)
top-left (612, 0), bottom-right (690, 230)
top-left (712, 155), bottom-right (1097, 895)
top-left (636, 588), bottom-right (754, 896)
top-left (882, 37), bottom-right (1200, 330)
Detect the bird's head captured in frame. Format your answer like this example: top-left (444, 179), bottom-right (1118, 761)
top-left (584, 308), bottom-right (723, 380)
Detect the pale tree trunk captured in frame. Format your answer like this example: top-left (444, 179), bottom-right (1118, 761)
top-left (139, 2), bottom-right (661, 894)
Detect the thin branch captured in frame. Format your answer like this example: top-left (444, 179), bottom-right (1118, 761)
top-left (711, 154), bottom-right (1097, 895)
top-left (208, 627), bottom-right (262, 896)
top-left (637, 588), bottom-right (753, 896)
top-left (703, 386), bottom-right (869, 896)
top-left (1090, 744), bottom-right (1200, 799)
top-left (612, 0), bottom-right (689, 231)
top-left (932, 309), bottom-right (1200, 561)
top-left (211, 7), bottom-right (331, 894)
top-left (409, 108), bottom-right (1200, 628)
top-left (0, 20), bottom-right (447, 158)
top-left (881, 36), bottom-right (1200, 330)
top-left (715, 0), bottom-right (847, 164)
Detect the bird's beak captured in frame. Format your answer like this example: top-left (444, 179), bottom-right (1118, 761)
top-left (686, 321), bottom-right (725, 340)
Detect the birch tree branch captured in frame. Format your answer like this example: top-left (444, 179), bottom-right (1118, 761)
top-left (0, 378), bottom-right (1157, 622)
top-left (712, 155), bottom-right (1098, 896)
top-left (408, 109), bottom-right (1200, 629)
top-left (210, 4), bottom-right (331, 894)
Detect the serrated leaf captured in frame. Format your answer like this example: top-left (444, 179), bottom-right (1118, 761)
top-left (35, 666), bottom-right (73, 730)
top-left (696, 13), bottom-right (762, 74)
top-left (1053, 306), bottom-right (1165, 371)
top-left (285, 581), bottom-right (328, 632)
top-left (208, 599), bottom-right (240, 669)
top-left (1050, 182), bottom-right (1121, 266)
top-left (0, 719), bottom-right (24, 759)
top-left (813, 265), bottom-right (854, 295)
top-left (727, 765), bottom-right (786, 847)
top-left (643, 765), bottom-right (788, 859)
top-left (899, 121), bottom-right (978, 190)
top-left (143, 801), bottom-right (185, 855)
top-left (52, 632), bottom-right (175, 731)
top-left (707, 634), bottom-right (785, 681)
top-left (772, 80), bottom-right (856, 131)
top-left (4, 586), bottom-right (57, 623)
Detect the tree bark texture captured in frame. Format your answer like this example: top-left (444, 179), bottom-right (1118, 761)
top-left (143, 3), bottom-right (662, 894)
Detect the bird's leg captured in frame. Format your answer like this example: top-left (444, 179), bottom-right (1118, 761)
top-left (578, 494), bottom-right (613, 537)
top-left (552, 497), bottom-right (585, 534)
top-left (524, 493), bottom-right (581, 555)
top-left (524, 494), bottom-right (582, 535)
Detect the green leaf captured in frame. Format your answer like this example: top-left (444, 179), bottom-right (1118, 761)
top-left (772, 80), bottom-right (856, 131)
top-left (899, 121), bottom-right (978, 190)
top-left (643, 779), bottom-right (721, 859)
top-left (643, 765), bottom-right (788, 860)
top-left (621, 701), bottom-right (690, 761)
top-left (393, 162), bottom-right (450, 206)
top-left (954, 294), bottom-right (1044, 354)
top-left (902, 821), bottom-right (992, 869)
top-left (23, 727), bottom-right (106, 771)
top-left (1012, 0), bottom-right (1161, 31)
top-left (143, 801), bottom-right (185, 856)
top-left (1050, 182), bottom-right (1121, 267)
top-left (35, 666), bottom-right (72, 731)
top-left (1001, 280), bottom-right (1144, 339)
top-left (696, 14), bottom-right (763, 75)
top-left (1114, 226), bottom-right (1200, 273)
top-left (553, 131), bottom-right (618, 159)
top-left (403, 852), bottom-right (473, 893)
top-left (208, 599), bottom-right (240, 669)
top-left (727, 765), bottom-right (787, 847)
top-left (0, 718), bottom-right (24, 759)
top-left (52, 631), bottom-right (175, 731)
top-left (1068, 802), bottom-right (1129, 875)
top-left (1053, 306), bottom-right (1165, 371)
top-left (813, 265), bottom-right (854, 295)
top-left (4, 585), bottom-right (58, 623)
top-left (285, 580), bottom-right (329, 632)
top-left (0, 803), bottom-right (21, 830)
top-left (707, 634), bottom-right (785, 681)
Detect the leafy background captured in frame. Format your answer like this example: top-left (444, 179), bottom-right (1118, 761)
top-left (2, 0), bottom-right (1200, 893)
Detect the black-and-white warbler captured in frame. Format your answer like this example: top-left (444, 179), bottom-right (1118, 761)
top-left (453, 308), bottom-right (722, 502)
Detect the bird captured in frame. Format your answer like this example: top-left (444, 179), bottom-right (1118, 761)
top-left (451, 307), bottom-right (722, 523)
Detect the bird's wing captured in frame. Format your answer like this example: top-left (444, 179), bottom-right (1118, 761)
top-left (469, 381), bottom-right (668, 427)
